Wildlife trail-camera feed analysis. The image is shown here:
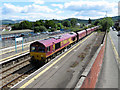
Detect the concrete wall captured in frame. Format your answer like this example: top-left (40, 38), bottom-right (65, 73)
top-left (75, 34), bottom-right (106, 89)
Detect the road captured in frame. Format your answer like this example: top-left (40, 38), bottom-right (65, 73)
top-left (96, 29), bottom-right (119, 88)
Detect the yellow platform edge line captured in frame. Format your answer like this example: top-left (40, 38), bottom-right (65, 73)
top-left (0, 45), bottom-right (29, 56)
top-left (108, 33), bottom-right (120, 63)
top-left (0, 50), bottom-right (29, 62)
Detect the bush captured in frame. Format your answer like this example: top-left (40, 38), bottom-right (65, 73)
top-left (50, 28), bottom-right (56, 32)
top-left (83, 26), bottom-right (88, 30)
top-left (57, 27), bottom-right (60, 30)
top-left (88, 25), bottom-right (95, 28)
top-left (39, 26), bottom-right (47, 32)
top-left (34, 26), bottom-right (40, 33)
top-left (47, 29), bottom-right (51, 32)
top-left (34, 26), bottom-right (47, 33)
top-left (57, 23), bottom-right (63, 30)
top-left (62, 20), bottom-right (71, 27)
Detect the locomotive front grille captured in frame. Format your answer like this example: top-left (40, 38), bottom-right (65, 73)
top-left (30, 52), bottom-right (46, 61)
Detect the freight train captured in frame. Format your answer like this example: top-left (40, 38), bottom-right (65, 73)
top-left (30, 26), bottom-right (99, 65)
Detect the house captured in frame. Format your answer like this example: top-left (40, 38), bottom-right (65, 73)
top-left (0, 25), bottom-right (12, 31)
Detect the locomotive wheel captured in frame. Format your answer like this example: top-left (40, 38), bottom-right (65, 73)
top-left (45, 59), bottom-right (48, 63)
top-left (60, 50), bottom-right (62, 54)
top-left (53, 54), bottom-right (56, 58)
top-left (37, 60), bottom-right (45, 67)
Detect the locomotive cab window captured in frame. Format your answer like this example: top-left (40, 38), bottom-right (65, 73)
top-left (38, 47), bottom-right (45, 53)
top-left (31, 46), bottom-right (36, 52)
top-left (73, 37), bottom-right (76, 41)
top-left (47, 46), bottom-right (50, 52)
top-left (55, 42), bottom-right (60, 50)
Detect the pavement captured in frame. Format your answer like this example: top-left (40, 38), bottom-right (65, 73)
top-left (109, 28), bottom-right (120, 57)
top-left (96, 29), bottom-right (119, 88)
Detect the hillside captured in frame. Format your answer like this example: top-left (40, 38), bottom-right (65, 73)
top-left (0, 20), bottom-right (24, 25)
top-left (64, 18), bottom-right (95, 24)
top-left (112, 16), bottom-right (120, 22)
top-left (0, 16), bottom-right (119, 25)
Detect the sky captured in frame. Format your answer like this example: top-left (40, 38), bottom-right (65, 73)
top-left (0, 0), bottom-right (119, 21)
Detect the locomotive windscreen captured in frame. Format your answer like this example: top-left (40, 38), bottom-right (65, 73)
top-left (30, 42), bottom-right (45, 53)
top-left (31, 46), bottom-right (36, 52)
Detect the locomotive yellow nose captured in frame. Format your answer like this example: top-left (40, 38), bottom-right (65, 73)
top-left (30, 52), bottom-right (46, 61)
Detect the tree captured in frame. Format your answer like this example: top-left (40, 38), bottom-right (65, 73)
top-left (38, 20), bottom-right (45, 26)
top-left (88, 18), bottom-right (92, 24)
top-left (19, 21), bottom-right (32, 29)
top-left (50, 28), bottom-right (56, 32)
top-left (57, 23), bottom-right (63, 30)
top-left (12, 23), bottom-right (20, 30)
top-left (93, 20), bottom-right (100, 26)
top-left (34, 26), bottom-right (47, 33)
top-left (34, 21), bottom-right (41, 26)
top-left (62, 20), bottom-right (71, 27)
top-left (39, 26), bottom-right (47, 32)
top-left (114, 22), bottom-right (119, 31)
top-left (34, 20), bottom-right (45, 26)
top-left (70, 18), bottom-right (77, 27)
top-left (34, 26), bottom-right (40, 33)
top-left (99, 17), bottom-right (114, 32)
top-left (83, 24), bottom-right (85, 27)
top-left (45, 20), bottom-right (56, 29)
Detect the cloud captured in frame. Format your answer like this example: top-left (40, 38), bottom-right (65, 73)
top-left (64, 1), bottom-right (116, 11)
top-left (1, 0), bottom-right (118, 20)
top-left (33, 0), bottom-right (44, 4)
top-left (2, 3), bottom-right (55, 15)
top-left (2, 3), bottom-right (22, 14)
top-left (51, 4), bottom-right (63, 9)
top-left (2, 12), bottom-right (67, 21)
top-left (2, 3), bottom-right (65, 20)
top-left (21, 4), bottom-right (54, 13)
top-left (72, 11), bottom-right (105, 19)
top-left (56, 11), bottom-right (64, 14)
top-left (74, 11), bottom-right (105, 17)
top-left (33, 13), bottom-right (66, 20)
top-left (26, 13), bottom-right (67, 20)
top-left (64, 0), bottom-right (117, 18)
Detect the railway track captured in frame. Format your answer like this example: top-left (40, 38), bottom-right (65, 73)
top-left (1, 58), bottom-right (30, 75)
top-left (1, 65), bottom-right (36, 89)
top-left (1, 52), bottom-right (29, 69)
top-left (0, 60), bottom-right (37, 89)
top-left (0, 54), bottom-right (39, 89)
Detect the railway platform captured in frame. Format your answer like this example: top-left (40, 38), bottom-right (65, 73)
top-left (12, 32), bottom-right (103, 89)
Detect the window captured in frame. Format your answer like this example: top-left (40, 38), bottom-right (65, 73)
top-left (55, 42), bottom-right (60, 50)
top-left (73, 37), bottom-right (75, 41)
top-left (47, 46), bottom-right (50, 52)
top-left (38, 47), bottom-right (45, 53)
top-left (31, 46), bottom-right (36, 52)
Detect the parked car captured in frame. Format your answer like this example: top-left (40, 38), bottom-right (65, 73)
top-left (113, 28), bottom-right (116, 31)
top-left (117, 31), bottom-right (120, 36)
